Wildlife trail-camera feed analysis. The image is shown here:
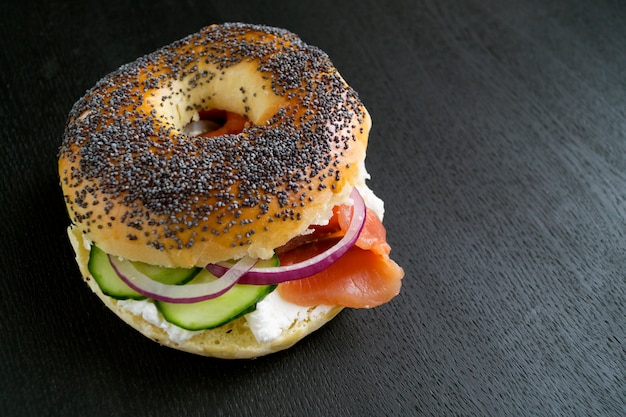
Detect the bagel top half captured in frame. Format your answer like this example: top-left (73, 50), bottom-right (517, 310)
top-left (58, 23), bottom-right (371, 268)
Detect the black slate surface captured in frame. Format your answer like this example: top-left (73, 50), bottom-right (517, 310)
top-left (1, 0), bottom-right (624, 416)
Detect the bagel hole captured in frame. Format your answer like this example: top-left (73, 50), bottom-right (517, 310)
top-left (182, 109), bottom-right (247, 138)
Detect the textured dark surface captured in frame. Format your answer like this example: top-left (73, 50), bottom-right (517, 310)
top-left (1, 0), bottom-right (625, 416)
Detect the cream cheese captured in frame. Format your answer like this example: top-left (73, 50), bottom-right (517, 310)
top-left (116, 299), bottom-right (200, 344)
top-left (356, 183), bottom-right (385, 220)
top-left (244, 291), bottom-right (333, 343)
top-left (115, 291), bottom-right (333, 345)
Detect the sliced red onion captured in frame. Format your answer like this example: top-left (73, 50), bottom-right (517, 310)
top-left (109, 255), bottom-right (258, 303)
top-left (207, 187), bottom-right (366, 285)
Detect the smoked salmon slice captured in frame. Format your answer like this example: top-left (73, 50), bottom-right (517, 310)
top-left (337, 205), bottom-right (391, 256)
top-left (277, 205), bottom-right (404, 308)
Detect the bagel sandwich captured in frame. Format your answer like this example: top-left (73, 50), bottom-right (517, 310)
top-left (59, 23), bottom-right (404, 359)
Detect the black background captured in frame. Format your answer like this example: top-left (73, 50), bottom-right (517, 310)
top-left (2, 1), bottom-right (625, 416)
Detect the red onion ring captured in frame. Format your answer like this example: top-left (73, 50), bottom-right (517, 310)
top-left (109, 255), bottom-right (258, 303)
top-left (207, 187), bottom-right (366, 285)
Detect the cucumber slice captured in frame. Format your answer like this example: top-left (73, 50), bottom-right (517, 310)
top-left (155, 256), bottom-right (279, 330)
top-left (132, 261), bottom-right (200, 286)
top-left (87, 245), bottom-right (200, 300)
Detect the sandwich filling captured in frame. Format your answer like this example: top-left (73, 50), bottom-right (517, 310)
top-left (77, 183), bottom-right (398, 345)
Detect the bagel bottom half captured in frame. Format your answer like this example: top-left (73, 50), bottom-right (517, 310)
top-left (67, 226), bottom-right (343, 359)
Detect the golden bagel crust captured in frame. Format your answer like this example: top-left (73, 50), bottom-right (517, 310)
top-left (68, 226), bottom-right (343, 359)
top-left (59, 23), bottom-right (370, 268)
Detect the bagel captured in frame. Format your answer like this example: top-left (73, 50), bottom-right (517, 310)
top-left (59, 22), bottom-right (369, 268)
top-left (59, 23), bottom-right (402, 358)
